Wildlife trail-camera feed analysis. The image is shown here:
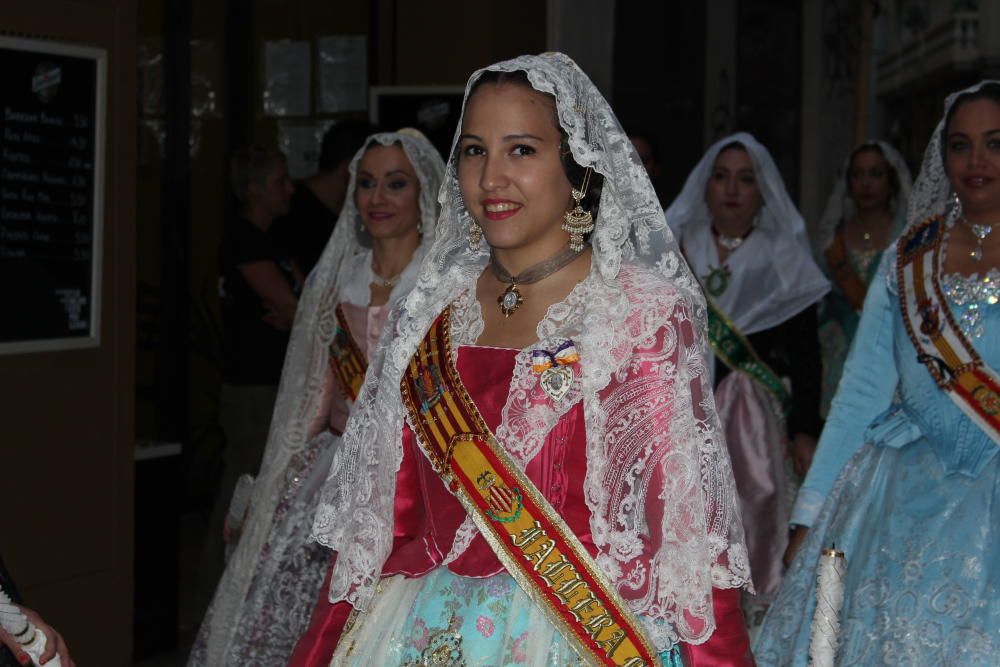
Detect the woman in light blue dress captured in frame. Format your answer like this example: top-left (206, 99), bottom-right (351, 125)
top-left (754, 81), bottom-right (1000, 666)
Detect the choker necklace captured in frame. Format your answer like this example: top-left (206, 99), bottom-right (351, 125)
top-left (711, 224), bottom-right (754, 251)
top-left (960, 216), bottom-right (993, 262)
top-left (490, 244), bottom-right (583, 318)
top-left (372, 270), bottom-right (402, 289)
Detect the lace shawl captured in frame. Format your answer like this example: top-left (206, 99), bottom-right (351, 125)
top-left (192, 130), bottom-right (445, 667)
top-left (813, 140), bottom-right (913, 257)
top-left (311, 52), bottom-right (751, 651)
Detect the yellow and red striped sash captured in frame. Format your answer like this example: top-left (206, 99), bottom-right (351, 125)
top-left (400, 308), bottom-right (658, 667)
top-left (898, 217), bottom-right (1000, 446)
top-left (328, 304), bottom-right (367, 403)
top-left (825, 226), bottom-right (869, 312)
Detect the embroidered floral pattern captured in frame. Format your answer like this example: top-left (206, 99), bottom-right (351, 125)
top-left (475, 615), bottom-right (494, 638)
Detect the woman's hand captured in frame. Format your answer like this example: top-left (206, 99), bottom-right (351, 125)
top-left (0, 622), bottom-right (31, 666)
top-left (261, 306), bottom-right (295, 331)
top-left (790, 432), bottom-right (817, 477)
top-left (0, 605), bottom-right (75, 666)
top-left (784, 525), bottom-right (810, 568)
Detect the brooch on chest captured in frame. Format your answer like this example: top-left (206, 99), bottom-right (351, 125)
top-left (702, 264), bottom-right (731, 297)
top-left (531, 340), bottom-right (580, 401)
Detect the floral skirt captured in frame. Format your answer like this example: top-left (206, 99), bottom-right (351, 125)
top-left (190, 439), bottom-right (336, 667)
top-left (330, 568), bottom-right (683, 666)
top-left (753, 436), bottom-right (1000, 666)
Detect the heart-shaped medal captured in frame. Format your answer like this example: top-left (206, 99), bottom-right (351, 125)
top-left (540, 366), bottom-right (573, 401)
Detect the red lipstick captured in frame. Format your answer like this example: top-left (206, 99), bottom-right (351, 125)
top-left (482, 198), bottom-right (522, 221)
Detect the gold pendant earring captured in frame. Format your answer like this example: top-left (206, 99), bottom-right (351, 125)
top-left (467, 220), bottom-right (483, 251)
top-left (562, 167), bottom-right (594, 252)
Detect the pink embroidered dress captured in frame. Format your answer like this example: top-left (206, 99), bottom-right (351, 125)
top-left (292, 276), bottom-right (754, 667)
top-left (296, 53), bottom-right (754, 666)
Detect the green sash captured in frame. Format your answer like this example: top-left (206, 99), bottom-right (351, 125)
top-left (707, 299), bottom-right (792, 417)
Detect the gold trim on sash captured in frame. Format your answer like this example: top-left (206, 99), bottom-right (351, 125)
top-left (825, 226), bottom-right (869, 312)
top-left (400, 308), bottom-right (658, 667)
top-left (329, 304), bottom-right (367, 403)
top-left (898, 217), bottom-right (1000, 446)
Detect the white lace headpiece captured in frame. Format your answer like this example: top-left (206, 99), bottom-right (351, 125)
top-left (666, 132), bottom-right (829, 334)
top-left (311, 52), bottom-right (750, 651)
top-left (197, 129), bottom-right (444, 666)
top-left (907, 79), bottom-right (1000, 231)
top-left (813, 140), bottom-right (912, 256)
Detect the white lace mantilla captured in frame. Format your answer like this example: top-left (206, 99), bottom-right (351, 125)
top-left (190, 130), bottom-right (445, 667)
top-left (310, 53), bottom-right (750, 652)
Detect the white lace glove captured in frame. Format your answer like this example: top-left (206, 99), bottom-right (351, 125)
top-left (226, 474), bottom-right (256, 536)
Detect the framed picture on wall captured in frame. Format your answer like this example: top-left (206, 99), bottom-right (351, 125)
top-left (0, 36), bottom-right (107, 354)
top-left (369, 85), bottom-right (465, 161)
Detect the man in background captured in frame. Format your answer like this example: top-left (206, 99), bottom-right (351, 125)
top-left (272, 120), bottom-right (373, 276)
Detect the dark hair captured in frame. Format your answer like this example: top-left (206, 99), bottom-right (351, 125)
top-left (627, 131), bottom-right (660, 161)
top-left (846, 142), bottom-right (900, 199)
top-left (940, 82), bottom-right (1000, 163)
top-left (229, 145), bottom-right (284, 201)
top-left (364, 137), bottom-right (397, 152)
top-left (718, 140), bottom-right (747, 156)
top-left (318, 119), bottom-right (374, 172)
top-left (463, 70), bottom-right (604, 221)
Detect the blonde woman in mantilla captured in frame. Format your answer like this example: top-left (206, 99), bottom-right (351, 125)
top-left (189, 129), bottom-right (444, 667)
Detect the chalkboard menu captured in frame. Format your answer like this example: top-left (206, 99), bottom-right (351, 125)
top-left (0, 37), bottom-right (106, 354)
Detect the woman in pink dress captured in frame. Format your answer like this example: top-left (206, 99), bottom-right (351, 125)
top-left (293, 53), bottom-right (755, 667)
top-left (189, 129), bottom-right (445, 667)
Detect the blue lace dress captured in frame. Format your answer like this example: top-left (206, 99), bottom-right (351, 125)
top-left (753, 244), bottom-right (1000, 666)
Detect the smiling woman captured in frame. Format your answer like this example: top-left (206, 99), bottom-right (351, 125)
top-left (355, 142), bottom-right (424, 303)
top-left (189, 130), bottom-right (445, 667)
top-left (291, 53), bottom-right (755, 667)
top-left (756, 80), bottom-right (1000, 667)
top-left (456, 73), bottom-right (597, 346)
top-left (459, 82), bottom-right (571, 248)
top-left (942, 88), bottom-right (1000, 269)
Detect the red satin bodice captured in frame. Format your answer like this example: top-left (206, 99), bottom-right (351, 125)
top-left (384, 344), bottom-right (594, 578)
top-left (289, 345), bottom-right (754, 667)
